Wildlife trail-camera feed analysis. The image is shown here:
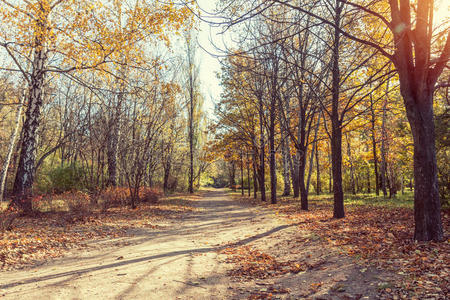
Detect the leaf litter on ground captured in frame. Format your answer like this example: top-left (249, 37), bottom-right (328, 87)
top-left (0, 195), bottom-right (198, 271)
top-left (234, 195), bottom-right (449, 299)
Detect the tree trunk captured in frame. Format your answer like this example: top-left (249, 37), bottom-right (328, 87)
top-left (280, 94), bottom-right (293, 197)
top-left (281, 136), bottom-right (291, 196)
top-left (258, 98), bottom-right (266, 202)
top-left (269, 109), bottom-right (277, 204)
top-left (404, 93), bottom-right (443, 241)
top-left (12, 48), bottom-right (47, 212)
top-left (384, 0), bottom-right (446, 240)
top-left (299, 148), bottom-right (308, 210)
top-left (401, 176), bottom-right (404, 195)
top-left (315, 142), bottom-right (321, 195)
top-left (247, 151), bottom-right (251, 197)
top-left (306, 144), bottom-right (315, 196)
top-left (240, 151), bottom-right (244, 196)
top-left (370, 96), bottom-right (380, 196)
top-left (292, 152), bottom-right (300, 197)
top-left (380, 88), bottom-right (388, 197)
top-left (106, 102), bottom-right (121, 187)
top-left (185, 34), bottom-right (197, 195)
top-left (148, 167), bottom-right (154, 188)
top-left (252, 151), bottom-right (258, 199)
top-left (328, 144), bottom-right (332, 193)
top-left (331, 123), bottom-right (344, 218)
top-left (230, 161), bottom-right (236, 191)
top-left (163, 162), bottom-right (171, 194)
top-left (388, 166), bottom-right (396, 198)
top-left (188, 98), bottom-right (194, 194)
top-left (296, 110), bottom-right (306, 207)
top-left (107, 68), bottom-right (126, 187)
top-left (356, 173), bottom-right (361, 193)
top-left (306, 113), bottom-right (320, 195)
top-left (346, 134), bottom-right (356, 195)
top-left (0, 92), bottom-right (25, 202)
top-left (331, 2), bottom-right (344, 218)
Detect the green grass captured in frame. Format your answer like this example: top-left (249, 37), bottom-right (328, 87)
top-left (305, 191), bottom-right (415, 209)
top-left (230, 187), bottom-right (416, 209)
top-left (341, 192), bottom-right (414, 208)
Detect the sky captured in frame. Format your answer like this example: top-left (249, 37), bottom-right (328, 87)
top-left (196, 0), bottom-right (224, 117)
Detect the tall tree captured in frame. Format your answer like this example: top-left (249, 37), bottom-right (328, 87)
top-left (0, 0), bottom-right (192, 211)
top-left (184, 31), bottom-right (200, 194)
top-left (0, 87), bottom-right (25, 202)
top-left (270, 0), bottom-right (448, 240)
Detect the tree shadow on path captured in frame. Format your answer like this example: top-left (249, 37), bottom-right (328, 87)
top-left (0, 223), bottom-right (295, 290)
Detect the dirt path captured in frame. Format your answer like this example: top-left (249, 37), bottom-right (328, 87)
top-left (0, 190), bottom-right (390, 300)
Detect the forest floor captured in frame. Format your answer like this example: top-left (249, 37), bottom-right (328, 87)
top-left (0, 189), bottom-right (448, 300)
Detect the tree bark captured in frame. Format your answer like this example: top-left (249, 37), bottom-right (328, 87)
top-left (106, 91), bottom-right (122, 187)
top-left (252, 151), bottom-right (258, 199)
top-left (299, 148), bottom-right (308, 210)
top-left (186, 34), bottom-right (197, 195)
top-left (297, 104), bottom-right (307, 209)
top-left (188, 94), bottom-right (194, 194)
top-left (12, 47), bottom-right (47, 212)
top-left (279, 100), bottom-right (291, 196)
top-left (404, 93), bottom-right (443, 241)
top-left (0, 92), bottom-right (25, 202)
top-left (331, 123), bottom-right (344, 218)
top-left (346, 133), bottom-right (356, 195)
top-left (230, 161), bottom-right (236, 191)
top-left (306, 113), bottom-right (320, 195)
top-left (240, 151), bottom-right (244, 196)
top-left (380, 86), bottom-right (388, 197)
top-left (269, 106), bottom-right (277, 204)
top-left (247, 151), bottom-right (251, 197)
top-left (328, 144), bottom-right (332, 193)
top-left (315, 142), bottom-right (321, 195)
top-left (258, 97), bottom-right (266, 202)
top-left (163, 161), bottom-right (171, 194)
top-left (292, 153), bottom-right (300, 197)
top-left (331, 1), bottom-right (344, 218)
top-left (370, 96), bottom-right (379, 196)
top-left (281, 136), bottom-right (291, 196)
top-left (401, 176), bottom-right (404, 195)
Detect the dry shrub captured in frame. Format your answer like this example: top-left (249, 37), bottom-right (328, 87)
top-left (139, 187), bottom-right (161, 203)
top-left (98, 186), bottom-right (161, 210)
top-left (32, 194), bottom-right (56, 212)
top-left (64, 191), bottom-right (91, 214)
top-left (99, 187), bottom-right (130, 211)
top-left (0, 206), bottom-right (19, 232)
top-left (31, 191), bottom-right (91, 214)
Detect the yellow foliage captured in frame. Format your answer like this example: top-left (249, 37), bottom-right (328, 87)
top-left (0, 0), bottom-right (194, 73)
